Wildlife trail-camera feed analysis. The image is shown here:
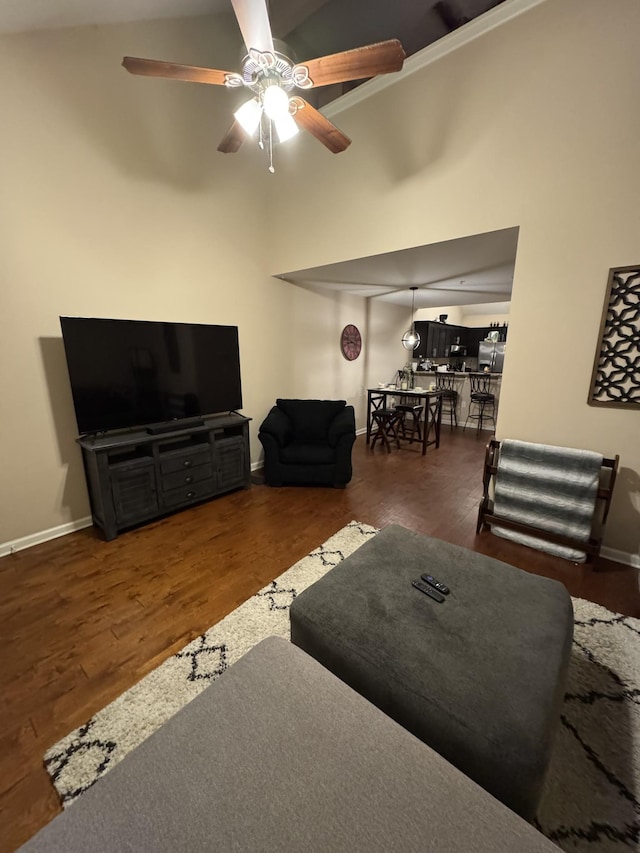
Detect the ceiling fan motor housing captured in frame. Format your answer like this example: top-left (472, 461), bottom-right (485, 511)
top-left (241, 48), bottom-right (295, 93)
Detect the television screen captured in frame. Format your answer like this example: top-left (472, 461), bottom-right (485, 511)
top-left (60, 317), bottom-right (243, 434)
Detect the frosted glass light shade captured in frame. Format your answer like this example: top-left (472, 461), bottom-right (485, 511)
top-left (263, 85), bottom-right (289, 120)
top-left (274, 111), bottom-right (298, 143)
top-left (234, 98), bottom-right (262, 135)
top-left (402, 329), bottom-right (421, 350)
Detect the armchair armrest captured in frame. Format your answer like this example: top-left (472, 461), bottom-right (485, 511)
top-left (328, 406), bottom-right (356, 448)
top-left (259, 406), bottom-right (292, 448)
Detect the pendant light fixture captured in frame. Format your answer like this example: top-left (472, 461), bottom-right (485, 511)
top-left (401, 286), bottom-right (421, 351)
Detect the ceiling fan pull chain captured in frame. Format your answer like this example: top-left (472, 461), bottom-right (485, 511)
top-left (268, 120), bottom-right (275, 173)
top-left (258, 114), bottom-right (264, 150)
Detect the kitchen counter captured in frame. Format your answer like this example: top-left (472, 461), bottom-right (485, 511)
top-left (415, 371), bottom-right (503, 377)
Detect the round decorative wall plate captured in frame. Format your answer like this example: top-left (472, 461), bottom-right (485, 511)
top-left (340, 324), bottom-right (362, 361)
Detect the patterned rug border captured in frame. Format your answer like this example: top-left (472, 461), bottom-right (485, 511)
top-left (43, 521), bottom-right (640, 852)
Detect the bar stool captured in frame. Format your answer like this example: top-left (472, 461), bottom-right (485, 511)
top-left (371, 409), bottom-right (402, 453)
top-left (394, 402), bottom-right (424, 444)
top-left (435, 373), bottom-right (458, 426)
top-left (464, 373), bottom-right (495, 432)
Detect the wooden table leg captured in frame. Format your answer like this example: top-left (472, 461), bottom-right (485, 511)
top-left (421, 397), bottom-right (428, 455)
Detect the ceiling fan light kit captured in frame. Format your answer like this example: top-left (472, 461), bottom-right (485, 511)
top-left (122, 0), bottom-right (405, 172)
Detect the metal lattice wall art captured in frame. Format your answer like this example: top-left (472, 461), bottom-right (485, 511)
top-left (588, 264), bottom-right (640, 408)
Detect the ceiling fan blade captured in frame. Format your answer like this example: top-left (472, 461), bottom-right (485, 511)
top-left (217, 120), bottom-right (247, 154)
top-left (122, 57), bottom-right (231, 86)
top-left (231, 0), bottom-right (274, 54)
top-left (290, 97), bottom-right (351, 154)
top-left (295, 39), bottom-right (405, 88)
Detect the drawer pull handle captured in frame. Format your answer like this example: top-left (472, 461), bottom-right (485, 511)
top-left (183, 460), bottom-right (193, 468)
top-left (186, 490), bottom-right (195, 498)
top-left (185, 475), bottom-right (193, 484)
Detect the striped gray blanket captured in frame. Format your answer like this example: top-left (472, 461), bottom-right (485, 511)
top-left (492, 440), bottom-right (603, 562)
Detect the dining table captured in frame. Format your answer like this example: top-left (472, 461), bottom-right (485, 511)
top-left (366, 387), bottom-right (443, 456)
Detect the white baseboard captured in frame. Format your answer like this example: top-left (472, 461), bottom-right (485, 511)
top-left (2, 461), bottom-right (265, 557)
top-left (600, 545), bottom-right (640, 569)
top-left (1, 517), bottom-right (93, 557)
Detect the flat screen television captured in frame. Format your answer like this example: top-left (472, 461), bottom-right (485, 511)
top-left (60, 317), bottom-right (243, 434)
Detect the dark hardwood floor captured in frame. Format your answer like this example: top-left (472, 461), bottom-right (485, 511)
top-left (1, 427), bottom-right (638, 852)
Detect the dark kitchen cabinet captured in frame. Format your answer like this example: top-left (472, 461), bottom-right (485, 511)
top-left (466, 325), bottom-right (508, 356)
top-left (466, 327), bottom-right (488, 357)
top-left (447, 325), bottom-right (468, 354)
top-left (413, 321), bottom-right (504, 359)
top-left (428, 323), bottom-right (446, 358)
top-left (414, 321), bottom-right (430, 358)
top-left (414, 322), bottom-right (467, 358)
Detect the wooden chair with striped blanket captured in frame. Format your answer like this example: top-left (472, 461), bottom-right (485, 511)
top-left (477, 439), bottom-right (619, 563)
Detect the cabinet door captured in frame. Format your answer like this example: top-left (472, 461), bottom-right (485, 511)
top-left (426, 323), bottom-right (443, 357)
top-left (436, 325), bottom-right (449, 357)
top-left (413, 322), bottom-right (429, 358)
top-left (215, 436), bottom-right (247, 492)
top-left (110, 462), bottom-right (158, 525)
top-left (425, 323), bottom-right (436, 357)
top-left (442, 326), bottom-right (458, 357)
top-left (466, 328), bottom-right (488, 357)
top-left (453, 326), bottom-right (469, 348)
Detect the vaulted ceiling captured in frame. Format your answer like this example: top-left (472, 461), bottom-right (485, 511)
top-left (271, 0), bottom-right (508, 108)
top-left (4, 0), bottom-right (516, 307)
top-left (3, 0), bottom-right (508, 111)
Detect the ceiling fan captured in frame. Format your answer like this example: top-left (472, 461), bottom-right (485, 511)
top-left (122, 0), bottom-right (406, 172)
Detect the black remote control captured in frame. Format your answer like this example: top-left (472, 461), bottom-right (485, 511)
top-left (420, 574), bottom-right (450, 595)
top-left (412, 579), bottom-right (445, 603)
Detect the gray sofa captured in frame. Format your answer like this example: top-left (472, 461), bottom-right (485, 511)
top-left (21, 637), bottom-right (558, 852)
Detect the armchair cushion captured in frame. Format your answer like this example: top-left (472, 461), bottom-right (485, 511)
top-left (277, 399), bottom-right (346, 442)
top-left (258, 406), bottom-right (293, 448)
top-left (280, 442), bottom-right (336, 465)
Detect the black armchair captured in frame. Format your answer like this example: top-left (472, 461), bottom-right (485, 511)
top-left (258, 398), bottom-right (356, 487)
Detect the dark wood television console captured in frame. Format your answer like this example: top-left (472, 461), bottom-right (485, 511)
top-left (78, 413), bottom-right (251, 541)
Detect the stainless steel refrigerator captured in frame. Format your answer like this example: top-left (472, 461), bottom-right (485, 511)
top-left (478, 341), bottom-right (506, 373)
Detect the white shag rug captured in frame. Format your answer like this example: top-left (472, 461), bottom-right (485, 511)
top-left (44, 521), bottom-right (639, 851)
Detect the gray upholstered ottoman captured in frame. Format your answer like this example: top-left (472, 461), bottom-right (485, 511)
top-left (290, 524), bottom-right (573, 821)
top-left (21, 637), bottom-right (558, 853)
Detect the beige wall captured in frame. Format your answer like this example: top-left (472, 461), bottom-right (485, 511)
top-left (462, 312), bottom-right (510, 328)
top-left (280, 284), bottom-right (408, 426)
top-left (416, 306), bottom-right (464, 325)
top-left (267, 0), bottom-right (640, 560)
top-left (416, 304), bottom-right (510, 327)
top-left (0, 16), bottom-right (401, 546)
